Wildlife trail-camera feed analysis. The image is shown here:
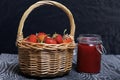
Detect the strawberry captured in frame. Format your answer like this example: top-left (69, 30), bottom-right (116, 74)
top-left (63, 34), bottom-right (72, 43)
top-left (53, 33), bottom-right (63, 44)
top-left (27, 34), bottom-right (37, 43)
top-left (62, 29), bottom-right (73, 43)
top-left (44, 37), bottom-right (57, 44)
top-left (63, 38), bottom-right (72, 43)
top-left (37, 32), bottom-right (47, 43)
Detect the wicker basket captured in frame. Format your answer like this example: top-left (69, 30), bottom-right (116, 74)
top-left (16, 0), bottom-right (76, 77)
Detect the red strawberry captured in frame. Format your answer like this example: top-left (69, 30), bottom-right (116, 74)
top-left (44, 37), bottom-right (57, 44)
top-left (37, 32), bottom-right (47, 43)
top-left (63, 38), bottom-right (72, 43)
top-left (28, 34), bottom-right (37, 43)
top-left (63, 34), bottom-right (72, 43)
top-left (53, 34), bottom-right (63, 44)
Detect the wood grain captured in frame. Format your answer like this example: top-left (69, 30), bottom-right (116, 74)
top-left (0, 53), bottom-right (120, 80)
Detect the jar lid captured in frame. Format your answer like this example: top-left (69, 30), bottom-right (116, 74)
top-left (77, 34), bottom-right (102, 44)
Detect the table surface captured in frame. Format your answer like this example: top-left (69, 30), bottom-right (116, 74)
top-left (0, 53), bottom-right (120, 80)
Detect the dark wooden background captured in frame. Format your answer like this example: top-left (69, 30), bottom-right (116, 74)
top-left (0, 0), bottom-right (120, 54)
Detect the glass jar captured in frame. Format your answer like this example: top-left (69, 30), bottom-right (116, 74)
top-left (77, 34), bottom-right (105, 73)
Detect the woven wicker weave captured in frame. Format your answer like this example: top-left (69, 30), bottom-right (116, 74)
top-left (16, 0), bottom-right (76, 77)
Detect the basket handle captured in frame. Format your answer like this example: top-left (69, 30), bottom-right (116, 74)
top-left (17, 0), bottom-right (76, 41)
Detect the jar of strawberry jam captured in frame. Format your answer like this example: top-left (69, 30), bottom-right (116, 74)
top-left (77, 34), bottom-right (106, 73)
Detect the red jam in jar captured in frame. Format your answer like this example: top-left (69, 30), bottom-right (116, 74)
top-left (77, 34), bottom-right (103, 73)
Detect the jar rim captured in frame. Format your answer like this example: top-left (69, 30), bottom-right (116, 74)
top-left (77, 34), bottom-right (102, 44)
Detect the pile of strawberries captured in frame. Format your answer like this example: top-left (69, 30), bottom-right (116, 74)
top-left (25, 32), bottom-right (72, 44)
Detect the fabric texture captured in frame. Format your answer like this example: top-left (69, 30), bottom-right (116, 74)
top-left (0, 0), bottom-right (120, 54)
